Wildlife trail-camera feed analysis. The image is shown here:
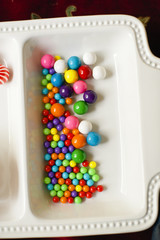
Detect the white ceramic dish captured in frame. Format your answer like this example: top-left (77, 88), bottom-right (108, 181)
top-left (0, 14), bottom-right (160, 238)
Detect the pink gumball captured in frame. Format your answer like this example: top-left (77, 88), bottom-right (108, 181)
top-left (73, 80), bottom-right (87, 94)
top-left (65, 116), bottom-right (79, 130)
top-left (41, 54), bottom-right (55, 69)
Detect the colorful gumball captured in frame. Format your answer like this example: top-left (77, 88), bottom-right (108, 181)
top-left (50, 103), bottom-right (65, 117)
top-left (51, 73), bottom-right (64, 87)
top-left (65, 116), bottom-right (79, 130)
top-left (71, 134), bottom-right (86, 149)
top-left (68, 56), bottom-right (81, 70)
top-left (87, 132), bottom-right (101, 146)
top-left (83, 90), bottom-right (97, 104)
top-left (41, 54), bottom-right (55, 69)
top-left (73, 80), bottom-right (87, 94)
top-left (73, 100), bottom-right (88, 115)
top-left (0, 65), bottom-right (9, 84)
top-left (64, 69), bottom-right (78, 84)
top-left (59, 85), bottom-right (73, 98)
top-left (78, 65), bottom-right (92, 80)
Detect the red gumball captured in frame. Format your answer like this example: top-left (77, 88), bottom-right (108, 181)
top-left (90, 186), bottom-right (97, 193)
top-left (48, 159), bottom-right (55, 166)
top-left (79, 179), bottom-right (86, 186)
top-left (55, 171), bottom-right (62, 179)
top-left (45, 165), bottom-right (51, 172)
top-left (47, 135), bottom-right (53, 141)
top-left (78, 65), bottom-right (92, 80)
top-left (73, 166), bottom-right (80, 173)
top-left (53, 196), bottom-right (59, 203)
top-left (65, 178), bottom-right (72, 185)
top-left (68, 197), bottom-right (74, 203)
top-left (79, 191), bottom-right (85, 198)
top-left (86, 191), bottom-right (92, 198)
top-left (67, 133), bottom-right (74, 140)
top-left (65, 139), bottom-right (71, 147)
top-left (48, 114), bottom-right (54, 121)
top-left (42, 109), bottom-right (49, 116)
top-left (64, 110), bottom-right (71, 118)
top-left (50, 98), bottom-right (56, 105)
top-left (97, 185), bottom-right (103, 192)
top-left (42, 117), bottom-right (48, 124)
top-left (82, 160), bottom-right (89, 167)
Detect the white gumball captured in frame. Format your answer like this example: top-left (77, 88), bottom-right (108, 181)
top-left (83, 52), bottom-right (97, 65)
top-left (78, 120), bottom-right (92, 135)
top-left (54, 59), bottom-right (67, 73)
top-left (93, 66), bottom-right (106, 80)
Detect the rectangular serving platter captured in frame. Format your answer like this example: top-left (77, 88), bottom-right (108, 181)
top-left (0, 14), bottom-right (160, 238)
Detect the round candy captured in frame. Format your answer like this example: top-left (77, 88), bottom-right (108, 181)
top-left (41, 54), bottom-right (55, 69)
top-left (89, 161), bottom-right (96, 168)
top-left (97, 185), bottom-right (103, 192)
top-left (59, 85), bottom-right (73, 98)
top-left (71, 134), bottom-right (86, 149)
top-left (78, 65), bottom-right (92, 80)
top-left (72, 149), bottom-right (86, 164)
top-left (87, 132), bottom-right (101, 146)
top-left (50, 103), bottom-right (65, 117)
top-left (64, 70), bottom-right (78, 84)
top-left (65, 116), bottom-right (79, 130)
top-left (68, 56), bottom-right (81, 70)
top-left (92, 174), bottom-right (100, 182)
top-left (93, 66), bottom-right (106, 80)
top-left (73, 100), bottom-right (88, 115)
top-left (73, 80), bottom-right (87, 94)
top-left (54, 59), bottom-right (67, 73)
top-left (83, 52), bottom-right (97, 65)
top-left (83, 90), bottom-right (97, 104)
top-left (0, 65), bottom-right (9, 84)
top-left (51, 73), bottom-right (64, 87)
top-left (78, 120), bottom-right (92, 135)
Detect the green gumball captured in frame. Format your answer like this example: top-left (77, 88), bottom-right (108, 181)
top-left (73, 100), bottom-right (88, 115)
top-left (72, 149), bottom-right (86, 163)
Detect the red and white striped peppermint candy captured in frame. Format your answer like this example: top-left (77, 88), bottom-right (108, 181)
top-left (0, 64), bottom-right (9, 85)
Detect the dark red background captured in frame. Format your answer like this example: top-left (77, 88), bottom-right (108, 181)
top-left (1, 1), bottom-right (159, 239)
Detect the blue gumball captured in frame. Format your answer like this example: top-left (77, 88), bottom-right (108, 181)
top-left (51, 73), bottom-right (64, 87)
top-left (87, 132), bottom-right (101, 146)
top-left (68, 56), bottom-right (81, 70)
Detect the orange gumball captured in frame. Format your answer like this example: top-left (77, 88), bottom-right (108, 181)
top-left (66, 98), bottom-right (72, 105)
top-left (48, 91), bottom-right (54, 99)
top-left (43, 96), bottom-right (49, 103)
top-left (58, 178), bottom-right (65, 185)
top-left (63, 128), bottom-right (70, 134)
top-left (72, 128), bottom-right (79, 135)
top-left (71, 134), bottom-right (86, 149)
top-left (83, 185), bottom-right (89, 192)
top-left (59, 166), bottom-right (65, 173)
top-left (51, 103), bottom-right (65, 117)
top-left (64, 190), bottom-right (71, 198)
top-left (58, 153), bottom-right (65, 160)
top-left (68, 184), bottom-right (75, 191)
top-left (52, 87), bottom-right (59, 93)
top-left (60, 196), bottom-right (67, 204)
top-left (51, 153), bottom-right (58, 160)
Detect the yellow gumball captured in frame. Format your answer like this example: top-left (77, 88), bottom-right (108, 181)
top-left (47, 83), bottom-right (53, 90)
top-left (64, 69), bottom-right (78, 84)
top-left (75, 185), bottom-right (82, 192)
top-left (54, 55), bottom-right (61, 61)
top-left (51, 128), bottom-right (57, 135)
top-left (89, 161), bottom-right (96, 168)
top-left (53, 134), bottom-right (60, 142)
top-left (70, 160), bottom-right (76, 167)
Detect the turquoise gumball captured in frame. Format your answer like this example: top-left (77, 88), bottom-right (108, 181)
top-left (87, 132), bottom-right (101, 146)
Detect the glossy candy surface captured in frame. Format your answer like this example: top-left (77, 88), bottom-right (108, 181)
top-left (87, 132), bottom-right (101, 146)
top-left (73, 100), bottom-right (88, 115)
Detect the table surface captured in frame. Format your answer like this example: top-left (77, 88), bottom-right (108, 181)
top-left (0, 1), bottom-right (160, 239)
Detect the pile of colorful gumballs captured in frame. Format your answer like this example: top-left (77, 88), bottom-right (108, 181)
top-left (41, 53), bottom-right (105, 204)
